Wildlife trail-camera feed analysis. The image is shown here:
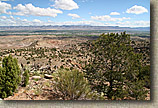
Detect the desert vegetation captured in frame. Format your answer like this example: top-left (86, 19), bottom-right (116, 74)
top-left (0, 31), bottom-right (150, 100)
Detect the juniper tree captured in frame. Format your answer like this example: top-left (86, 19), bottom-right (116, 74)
top-left (22, 69), bottom-right (29, 87)
top-left (0, 67), bottom-right (6, 98)
top-left (84, 32), bottom-right (148, 100)
top-left (138, 65), bottom-right (150, 88)
top-left (0, 55), bottom-right (21, 99)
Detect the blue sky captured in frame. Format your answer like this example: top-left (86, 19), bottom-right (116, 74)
top-left (0, 0), bottom-right (150, 27)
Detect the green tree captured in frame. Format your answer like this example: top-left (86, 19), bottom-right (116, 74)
top-left (22, 69), bottom-right (29, 87)
top-left (84, 32), bottom-right (148, 100)
top-left (138, 65), bottom-right (150, 88)
top-left (0, 55), bottom-right (21, 99)
top-left (126, 79), bottom-right (148, 100)
top-left (0, 67), bottom-right (6, 98)
top-left (53, 69), bottom-right (101, 100)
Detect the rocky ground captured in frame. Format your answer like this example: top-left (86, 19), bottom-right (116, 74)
top-left (4, 76), bottom-right (63, 100)
top-left (0, 34), bottom-right (150, 100)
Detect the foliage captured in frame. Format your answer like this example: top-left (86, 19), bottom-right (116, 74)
top-left (84, 32), bottom-right (149, 100)
top-left (53, 69), bottom-right (101, 100)
top-left (34, 85), bottom-right (43, 96)
top-left (0, 55), bottom-right (21, 99)
top-left (33, 71), bottom-right (40, 76)
top-left (126, 79), bottom-right (148, 100)
top-left (0, 67), bottom-right (5, 98)
top-left (22, 69), bottom-right (29, 87)
top-left (138, 65), bottom-right (150, 88)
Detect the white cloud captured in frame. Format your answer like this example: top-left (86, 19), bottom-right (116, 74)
top-left (116, 21), bottom-right (150, 27)
top-left (0, 0), bottom-right (14, 1)
top-left (1, 16), bottom-right (7, 19)
top-left (126, 5), bottom-right (148, 14)
top-left (0, 0), bottom-right (13, 1)
top-left (0, 17), bottom-right (43, 26)
top-left (81, 0), bottom-right (93, 2)
top-left (0, 16), bottom-right (150, 27)
top-left (33, 19), bottom-right (42, 23)
top-left (91, 15), bottom-right (130, 22)
top-left (91, 15), bottom-right (110, 21)
top-left (16, 17), bottom-right (20, 20)
top-left (0, 1), bottom-right (12, 14)
top-left (22, 19), bottom-right (28, 22)
top-left (46, 21), bottom-right (105, 26)
top-left (0, 17), bottom-right (105, 26)
top-left (10, 15), bottom-right (14, 19)
top-left (53, 0), bottom-right (79, 10)
top-left (110, 12), bottom-right (120, 15)
top-left (68, 13), bottom-right (80, 19)
top-left (81, 0), bottom-right (88, 2)
top-left (13, 3), bottom-right (63, 17)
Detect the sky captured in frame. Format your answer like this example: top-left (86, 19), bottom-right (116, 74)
top-left (0, 0), bottom-right (150, 27)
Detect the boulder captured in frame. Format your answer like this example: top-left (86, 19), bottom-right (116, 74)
top-left (39, 65), bottom-right (51, 71)
top-left (32, 76), bottom-right (41, 80)
top-left (44, 74), bottom-right (53, 79)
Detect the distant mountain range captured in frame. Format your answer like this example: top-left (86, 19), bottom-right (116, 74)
top-left (0, 25), bottom-right (150, 31)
